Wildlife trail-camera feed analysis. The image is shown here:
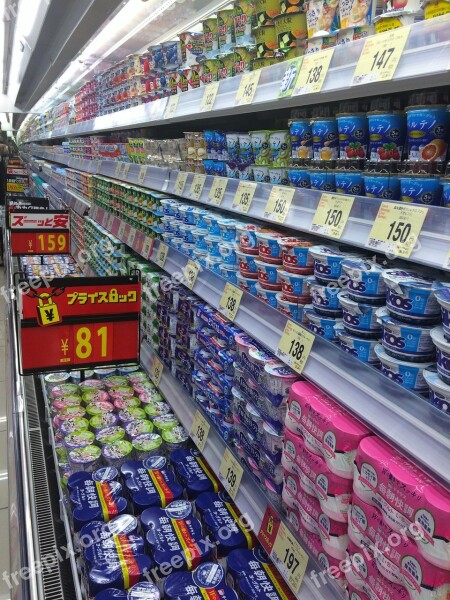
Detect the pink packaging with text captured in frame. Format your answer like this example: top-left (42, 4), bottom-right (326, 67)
top-left (297, 528), bottom-right (347, 590)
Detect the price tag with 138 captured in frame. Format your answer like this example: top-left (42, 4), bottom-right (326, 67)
top-left (150, 355), bottom-right (163, 386)
top-left (189, 174), bottom-right (206, 200)
top-left (200, 81), bottom-right (220, 111)
top-left (208, 177), bottom-right (228, 205)
top-left (174, 172), bottom-right (188, 196)
top-left (219, 448), bottom-right (244, 500)
top-left (276, 320), bottom-right (315, 374)
top-left (235, 70), bottom-right (261, 106)
top-left (366, 202), bottom-right (428, 258)
top-left (270, 522), bottom-right (308, 594)
top-left (310, 193), bottom-right (355, 239)
top-left (183, 260), bottom-right (200, 290)
top-left (155, 242), bottom-right (169, 268)
top-left (190, 411), bottom-right (210, 453)
top-left (264, 186), bottom-right (295, 223)
top-left (218, 283), bottom-right (243, 321)
top-left (232, 181), bottom-right (257, 213)
top-left (293, 48), bottom-right (334, 95)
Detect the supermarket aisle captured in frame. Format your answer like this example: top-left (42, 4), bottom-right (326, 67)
top-left (0, 267), bottom-right (9, 600)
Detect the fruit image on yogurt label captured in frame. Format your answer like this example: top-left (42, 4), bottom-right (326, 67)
top-left (406, 105), bottom-right (450, 162)
top-left (368, 112), bottom-right (406, 161)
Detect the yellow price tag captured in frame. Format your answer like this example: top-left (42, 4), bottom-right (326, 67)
top-left (264, 186), bottom-right (295, 223)
top-left (183, 260), bottom-right (200, 290)
top-left (127, 227), bottom-right (136, 247)
top-left (155, 242), bottom-right (169, 268)
top-left (164, 94), bottom-right (179, 119)
top-left (218, 283), bottom-right (243, 321)
top-left (190, 411), bottom-right (210, 453)
top-left (366, 202), bottom-right (428, 258)
top-left (270, 522), bottom-right (308, 594)
top-left (122, 163), bottom-right (131, 179)
top-left (219, 448), bottom-right (244, 500)
top-left (118, 221), bottom-right (127, 240)
top-left (208, 177), bottom-right (228, 206)
top-left (150, 355), bottom-right (163, 386)
top-left (142, 237), bottom-right (154, 260)
top-left (276, 320), bottom-right (315, 374)
top-left (107, 214), bottom-right (115, 231)
top-left (293, 48), bottom-right (334, 95)
top-left (310, 193), bottom-right (355, 239)
top-left (189, 174), bottom-right (206, 200)
top-left (115, 163), bottom-right (123, 178)
top-left (200, 81), bottom-right (220, 112)
top-left (232, 181), bottom-right (257, 213)
top-left (174, 172), bottom-right (188, 196)
top-left (235, 70), bottom-right (261, 106)
top-left (352, 26), bottom-right (410, 86)
top-left (138, 166), bottom-right (147, 184)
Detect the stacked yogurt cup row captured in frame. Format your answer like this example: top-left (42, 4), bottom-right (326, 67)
top-left (281, 379), bottom-right (450, 599)
top-left (20, 255), bottom-right (83, 278)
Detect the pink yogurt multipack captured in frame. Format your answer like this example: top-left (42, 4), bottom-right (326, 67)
top-left (353, 436), bottom-right (450, 572)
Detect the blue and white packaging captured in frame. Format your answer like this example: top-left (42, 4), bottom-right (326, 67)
top-left (164, 563), bottom-right (238, 599)
top-left (170, 448), bottom-right (221, 499)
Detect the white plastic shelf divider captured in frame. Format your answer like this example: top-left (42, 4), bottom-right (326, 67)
top-left (64, 188), bottom-right (91, 215)
top-left (22, 17), bottom-right (450, 142)
top-left (140, 341), bottom-right (338, 600)
top-left (93, 204), bottom-right (450, 486)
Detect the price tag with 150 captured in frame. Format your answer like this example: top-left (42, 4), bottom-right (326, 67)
top-left (219, 448), bottom-right (244, 500)
top-left (310, 193), bottom-right (355, 239)
top-left (190, 411), bottom-right (210, 453)
top-left (276, 320), bottom-right (315, 374)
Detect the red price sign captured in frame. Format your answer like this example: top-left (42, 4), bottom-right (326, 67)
top-left (11, 231), bottom-right (70, 255)
top-left (19, 276), bottom-right (141, 374)
top-left (9, 210), bottom-right (70, 256)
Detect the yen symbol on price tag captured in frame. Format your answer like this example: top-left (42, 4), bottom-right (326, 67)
top-left (276, 320), bottom-right (315, 374)
top-left (219, 448), bottom-right (244, 500)
top-left (264, 186), bottom-right (295, 223)
top-left (189, 174), bottom-right (206, 200)
top-left (150, 355), bottom-right (163, 386)
top-left (208, 177), bottom-right (228, 205)
top-left (293, 48), bottom-right (334, 96)
top-left (200, 81), bottom-right (220, 112)
top-left (310, 193), bottom-right (355, 239)
top-left (138, 166), bottom-right (147, 184)
top-left (183, 260), bottom-right (200, 290)
top-left (235, 70), bottom-right (261, 106)
top-left (118, 221), bottom-right (127, 240)
top-left (174, 172), bottom-right (188, 196)
top-left (190, 411), bottom-right (210, 452)
top-left (122, 163), bottom-right (131, 179)
top-left (127, 227), bottom-right (136, 248)
top-left (115, 162), bottom-right (123, 178)
top-left (218, 283), bottom-right (243, 321)
top-left (270, 522), bottom-right (308, 594)
top-left (164, 94), bottom-right (179, 119)
top-left (352, 27), bottom-right (410, 85)
top-left (155, 242), bottom-right (169, 268)
top-left (232, 181), bottom-right (257, 213)
top-left (142, 237), bottom-right (154, 260)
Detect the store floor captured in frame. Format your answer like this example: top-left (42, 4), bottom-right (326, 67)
top-left (0, 267), bottom-right (10, 600)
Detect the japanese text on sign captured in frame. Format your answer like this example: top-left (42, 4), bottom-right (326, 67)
top-left (10, 212), bottom-right (69, 229)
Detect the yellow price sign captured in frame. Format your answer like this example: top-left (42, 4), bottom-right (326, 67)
top-left (208, 177), bottom-right (228, 206)
top-left (155, 242), bottom-right (169, 268)
top-left (276, 320), bottom-right (315, 374)
top-left (366, 202), bottom-right (428, 258)
top-left (218, 283), bottom-right (243, 321)
top-left (232, 181), bottom-right (257, 213)
top-left (200, 81), bottom-right (220, 112)
top-left (115, 162), bottom-right (123, 178)
top-left (235, 70), bottom-right (261, 106)
top-left (189, 174), bottom-right (206, 200)
top-left (150, 355), bottom-right (164, 386)
top-left (142, 237), bottom-right (154, 260)
top-left (190, 411), bottom-right (210, 453)
top-left (164, 94), bottom-right (179, 119)
top-left (122, 163), bottom-right (131, 179)
top-left (270, 522), bottom-right (309, 594)
top-left (310, 193), bottom-right (355, 239)
top-left (219, 448), bottom-right (244, 500)
top-left (138, 166), bottom-right (147, 184)
top-left (118, 221), bottom-right (127, 240)
top-left (183, 260), bottom-right (200, 290)
top-left (174, 172), bottom-right (188, 196)
top-left (293, 48), bottom-right (334, 95)
top-left (127, 227), bottom-right (136, 248)
top-left (352, 26), bottom-right (410, 86)
top-left (264, 186), bottom-right (295, 223)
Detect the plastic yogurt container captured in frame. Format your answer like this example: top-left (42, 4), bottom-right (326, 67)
top-left (382, 269), bottom-right (441, 323)
top-left (423, 368), bottom-right (450, 416)
top-left (90, 412), bottom-right (119, 433)
top-left (304, 306), bottom-right (342, 341)
top-left (95, 426), bottom-right (126, 446)
top-left (255, 231), bottom-right (284, 265)
top-left (276, 294), bottom-right (307, 322)
top-left (255, 283), bottom-right (278, 307)
top-left (433, 286), bottom-right (450, 339)
top-left (162, 426), bottom-right (190, 453)
top-left (118, 407), bottom-right (147, 424)
top-left (255, 259), bottom-right (282, 290)
top-left (132, 432), bottom-right (164, 460)
top-left (237, 273), bottom-right (258, 295)
top-left (85, 401), bottom-right (115, 417)
top-left (278, 270), bottom-right (310, 300)
top-left (236, 249), bottom-right (258, 278)
top-left (68, 445), bottom-right (102, 472)
top-left (335, 326), bottom-right (379, 364)
top-left (279, 238), bottom-right (314, 274)
top-left (374, 344), bottom-right (434, 392)
top-left (261, 362), bottom-right (299, 406)
top-left (307, 278), bottom-right (342, 316)
top-left (430, 327), bottom-right (450, 385)
top-left (144, 402), bottom-right (172, 419)
top-left (82, 389), bottom-right (110, 404)
top-left (339, 293), bottom-right (381, 338)
top-left (377, 308), bottom-right (436, 361)
top-left (309, 245), bottom-right (365, 284)
top-left (60, 417), bottom-right (90, 437)
top-left (124, 419), bottom-right (154, 439)
top-left (64, 430), bottom-right (96, 450)
top-left (152, 414), bottom-right (180, 433)
top-left (102, 440), bottom-right (134, 467)
top-left (341, 259), bottom-right (386, 303)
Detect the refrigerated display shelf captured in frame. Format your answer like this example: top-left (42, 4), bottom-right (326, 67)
top-left (24, 152), bottom-right (450, 274)
top-left (64, 188), bottom-right (91, 216)
top-left (92, 204), bottom-right (450, 487)
top-left (22, 17), bottom-right (450, 142)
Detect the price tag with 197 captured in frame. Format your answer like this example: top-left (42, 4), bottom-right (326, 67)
top-left (155, 242), bottom-right (169, 268)
top-left (232, 181), bottom-right (257, 213)
top-left (264, 186), bottom-right (295, 223)
top-left (189, 174), bottom-right (206, 200)
top-left (200, 81), bottom-right (220, 112)
top-left (293, 48), bottom-right (334, 96)
top-left (219, 448), bottom-right (244, 500)
top-left (150, 355), bottom-right (163, 386)
top-left (174, 172), bottom-right (189, 196)
top-left (235, 70), bottom-right (261, 106)
top-left (190, 411), bottom-right (210, 453)
top-left (276, 320), bottom-right (315, 374)
top-left (208, 177), bottom-right (228, 206)
top-left (310, 193), bottom-right (355, 239)
top-left (270, 522), bottom-right (308, 594)
top-left (218, 283), bottom-right (243, 321)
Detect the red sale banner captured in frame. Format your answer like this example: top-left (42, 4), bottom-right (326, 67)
top-left (10, 209), bottom-right (71, 256)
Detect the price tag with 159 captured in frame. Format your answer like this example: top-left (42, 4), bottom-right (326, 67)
top-left (155, 242), bottom-right (169, 268)
top-left (235, 70), bottom-right (261, 106)
top-left (293, 48), bottom-right (334, 95)
top-left (174, 172), bottom-right (188, 196)
top-left (200, 81), bottom-right (220, 112)
top-left (232, 181), bottom-right (257, 213)
top-left (264, 186), bottom-right (295, 223)
top-left (189, 174), bottom-right (206, 200)
top-left (276, 320), bottom-right (315, 374)
top-left (270, 522), bottom-right (308, 594)
top-left (219, 448), bottom-right (244, 500)
top-left (310, 193), bottom-right (355, 239)
top-left (190, 411), bottom-right (210, 453)
top-left (208, 177), bottom-right (228, 206)
top-left (218, 283), bottom-right (243, 321)
top-left (150, 355), bottom-right (163, 386)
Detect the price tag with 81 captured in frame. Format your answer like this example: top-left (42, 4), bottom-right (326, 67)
top-left (366, 202), bottom-right (428, 258)
top-left (276, 320), bottom-right (315, 374)
top-left (200, 81), bottom-right (220, 112)
top-left (218, 283), bottom-right (243, 321)
top-left (155, 242), bottom-right (169, 268)
top-left (264, 186), bottom-right (295, 223)
top-left (208, 177), bottom-right (228, 205)
top-left (219, 448), bottom-right (244, 500)
top-left (190, 411), bottom-right (210, 453)
top-left (150, 355), bottom-right (163, 386)
top-left (174, 172), bottom-right (188, 196)
top-left (293, 48), bottom-right (334, 96)
top-left (235, 70), bottom-right (261, 106)
top-left (189, 174), bottom-right (206, 200)
top-left (310, 193), bottom-right (355, 239)
top-left (232, 181), bottom-right (257, 213)
top-left (270, 522), bottom-right (308, 594)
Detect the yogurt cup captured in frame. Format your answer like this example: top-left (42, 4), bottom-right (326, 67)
top-left (90, 412), bottom-right (119, 433)
top-left (382, 269), bottom-right (441, 323)
top-left (237, 273), bottom-right (258, 295)
top-left (276, 294), bottom-right (307, 322)
top-left (64, 430), bottom-right (96, 450)
top-left (279, 237), bottom-right (314, 274)
top-left (288, 167), bottom-right (311, 188)
top-left (252, 164), bottom-right (270, 183)
top-left (363, 172), bottom-right (400, 200)
top-left (45, 372), bottom-right (71, 391)
top-left (339, 293), bottom-right (381, 338)
top-left (309, 245), bottom-right (364, 284)
top-left (236, 249), bottom-right (258, 278)
top-left (431, 326), bottom-right (450, 385)
top-left (219, 263), bottom-right (238, 284)
top-left (278, 270), bottom-right (310, 300)
top-left (261, 362), bottom-right (299, 406)
top-left (335, 326), bottom-right (379, 364)
top-left (218, 219), bottom-right (238, 242)
top-left (49, 383), bottom-right (80, 399)
top-left (377, 308), bottom-right (436, 361)
top-left (236, 224), bottom-right (260, 255)
top-left (405, 105), bottom-right (449, 163)
top-left (218, 242), bottom-right (238, 264)
top-left (311, 118), bottom-right (339, 161)
top-left (249, 130), bottom-right (272, 164)
top-left (255, 259), bottom-right (282, 289)
top-left (118, 407), bottom-right (147, 424)
top-left (374, 344), bottom-right (433, 392)
top-left (95, 426), bottom-right (126, 446)
top-left (262, 421), bottom-right (284, 461)
top-left (60, 417), bottom-right (90, 437)
top-left (307, 278), bottom-right (342, 316)
top-left (132, 432), bottom-right (164, 460)
top-left (434, 286), bottom-right (450, 339)
top-left (424, 368), bottom-right (450, 417)
top-left (289, 119), bottom-right (313, 161)
top-left (367, 111), bottom-right (406, 162)
top-left (304, 306), bottom-right (342, 340)
top-left (400, 174), bottom-right (443, 206)
top-left (255, 283), bottom-right (278, 307)
top-left (335, 170), bottom-right (364, 196)
top-left (68, 445), bottom-right (102, 472)
top-left (255, 231), bottom-right (284, 264)
top-left (102, 440), bottom-right (134, 467)
top-left (305, 0), bottom-right (340, 37)
top-left (341, 259), bottom-right (386, 303)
